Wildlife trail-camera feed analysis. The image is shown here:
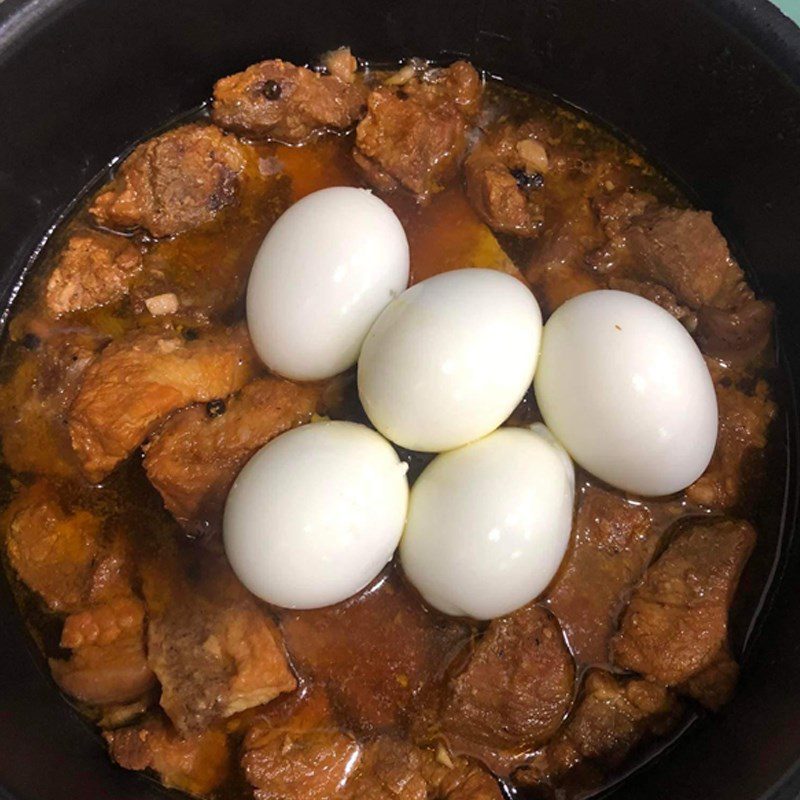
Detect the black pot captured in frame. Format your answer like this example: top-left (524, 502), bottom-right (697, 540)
top-left (2, 1), bottom-right (800, 798)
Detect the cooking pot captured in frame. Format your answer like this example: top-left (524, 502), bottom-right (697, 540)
top-left (1, 1), bottom-right (800, 798)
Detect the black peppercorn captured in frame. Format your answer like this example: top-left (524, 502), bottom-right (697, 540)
top-left (183, 328), bottom-right (199, 341)
top-left (511, 168), bottom-right (544, 191)
top-left (21, 332), bottom-right (40, 350)
top-left (206, 399), bottom-right (227, 418)
top-left (263, 79), bottom-right (282, 100)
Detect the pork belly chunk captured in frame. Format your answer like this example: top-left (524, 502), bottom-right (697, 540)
top-left (68, 325), bottom-right (256, 482)
top-left (212, 48), bottom-right (366, 142)
top-left (91, 123), bottom-right (246, 238)
top-left (516, 670), bottom-right (683, 788)
top-left (354, 61), bottom-right (482, 202)
top-left (439, 604), bottom-right (574, 768)
top-left (3, 480), bottom-right (101, 612)
top-left (243, 688), bottom-right (362, 800)
top-left (686, 379), bottom-right (776, 511)
top-left (143, 376), bottom-right (320, 535)
top-left (46, 230), bottom-right (142, 315)
top-left (611, 518), bottom-right (755, 707)
top-left (142, 554), bottom-right (296, 735)
top-left (105, 713), bottom-right (230, 795)
top-left (348, 737), bottom-right (502, 800)
top-left (546, 487), bottom-right (659, 665)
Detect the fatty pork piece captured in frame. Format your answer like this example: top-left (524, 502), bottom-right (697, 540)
top-left (465, 119), bottom-right (569, 238)
top-left (546, 487), bottom-right (660, 666)
top-left (354, 61), bottom-right (482, 202)
top-left (347, 737), bottom-right (502, 800)
top-left (280, 570), bottom-right (470, 733)
top-left (3, 480), bottom-right (103, 613)
top-left (50, 595), bottom-right (156, 707)
top-left (590, 191), bottom-right (773, 361)
top-left (686, 378), bottom-right (776, 511)
top-left (438, 604), bottom-right (575, 771)
top-left (0, 327), bottom-right (105, 478)
top-left (68, 325), bottom-right (256, 482)
top-left (516, 670), bottom-right (683, 789)
top-left (50, 526), bottom-right (156, 708)
top-left (46, 230), bottom-right (143, 316)
top-left (141, 552), bottom-right (296, 735)
top-left (611, 518), bottom-right (756, 709)
top-left (105, 712), bottom-right (230, 796)
top-left (91, 123), bottom-right (247, 238)
top-left (143, 376), bottom-right (320, 535)
top-left (212, 47), bottom-right (366, 143)
top-left (243, 687), bottom-right (362, 800)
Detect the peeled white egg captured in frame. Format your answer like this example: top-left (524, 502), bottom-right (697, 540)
top-left (247, 187), bottom-right (409, 381)
top-left (534, 290), bottom-right (718, 496)
top-left (223, 421), bottom-right (409, 609)
top-left (400, 424), bottom-right (575, 620)
top-left (358, 268), bottom-right (542, 452)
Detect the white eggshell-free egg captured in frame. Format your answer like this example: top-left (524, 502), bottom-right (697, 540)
top-left (223, 421), bottom-right (409, 609)
top-left (247, 187), bottom-right (409, 381)
top-left (358, 268), bottom-right (542, 452)
top-left (534, 290), bottom-right (718, 496)
top-left (400, 424), bottom-right (575, 620)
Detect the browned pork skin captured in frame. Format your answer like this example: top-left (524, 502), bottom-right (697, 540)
top-left (91, 123), bottom-right (247, 238)
top-left (141, 553), bottom-right (296, 735)
top-left (68, 325), bottom-right (256, 482)
top-left (516, 670), bottom-right (683, 788)
top-left (439, 604), bottom-right (574, 772)
top-left (354, 60), bottom-right (482, 202)
top-left (143, 376), bottom-right (320, 535)
top-left (212, 48), bottom-right (366, 143)
top-left (611, 518), bottom-right (755, 708)
top-left (105, 713), bottom-right (231, 795)
top-left (46, 230), bottom-right (143, 315)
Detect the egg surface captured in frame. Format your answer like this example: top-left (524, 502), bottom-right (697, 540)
top-left (223, 421), bottom-right (409, 609)
top-left (358, 268), bottom-right (542, 452)
top-left (400, 424), bottom-right (574, 620)
top-left (247, 187), bottom-right (409, 381)
top-left (534, 290), bottom-right (718, 496)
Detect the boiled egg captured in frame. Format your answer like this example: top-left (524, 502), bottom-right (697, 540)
top-left (247, 187), bottom-right (409, 381)
top-left (358, 268), bottom-right (542, 452)
top-left (223, 421), bottom-right (409, 609)
top-left (534, 290), bottom-right (718, 496)
top-left (400, 423), bottom-right (575, 620)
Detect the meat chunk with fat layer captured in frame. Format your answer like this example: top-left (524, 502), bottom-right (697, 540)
top-left (143, 376), bottom-right (320, 535)
top-left (46, 230), bottom-right (142, 315)
top-left (611, 518), bottom-right (755, 703)
top-left (348, 737), bottom-right (502, 800)
top-left (280, 570), bottom-right (469, 733)
top-left (516, 670), bottom-right (683, 788)
top-left (3, 480), bottom-right (102, 612)
top-left (69, 325), bottom-right (256, 482)
top-left (686, 379), bottom-right (776, 510)
top-left (354, 61), bottom-right (482, 202)
top-left (142, 553), bottom-right (296, 734)
top-left (212, 49), bottom-right (366, 143)
top-left (590, 192), bottom-right (773, 360)
top-left (50, 595), bottom-right (156, 706)
top-left (439, 604), bottom-right (574, 770)
top-left (243, 688), bottom-right (362, 800)
top-left (91, 124), bottom-right (247, 238)
top-left (546, 487), bottom-right (660, 665)
top-left (465, 121), bottom-right (554, 237)
top-left (0, 328), bottom-right (104, 478)
top-left (105, 713), bottom-right (230, 795)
